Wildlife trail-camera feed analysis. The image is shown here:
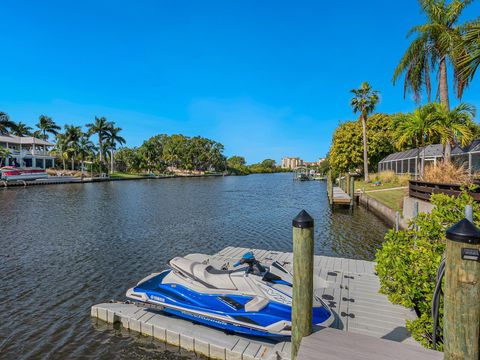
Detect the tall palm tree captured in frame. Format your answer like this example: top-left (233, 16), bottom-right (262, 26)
top-left (11, 122), bottom-right (33, 137)
top-left (36, 115), bottom-right (61, 140)
top-left (105, 125), bottom-right (126, 173)
top-left (54, 133), bottom-right (70, 170)
top-left (64, 125), bottom-right (83, 170)
top-left (86, 116), bottom-right (112, 166)
top-left (350, 82), bottom-right (380, 182)
top-left (0, 112), bottom-right (15, 135)
top-left (431, 102), bottom-right (475, 160)
top-left (393, 0), bottom-right (476, 108)
top-left (77, 135), bottom-right (96, 177)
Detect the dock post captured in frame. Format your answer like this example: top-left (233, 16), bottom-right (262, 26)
top-left (327, 170), bottom-right (333, 208)
top-left (291, 210), bottom-right (314, 360)
top-left (349, 173), bottom-right (354, 210)
top-left (444, 217), bottom-right (480, 359)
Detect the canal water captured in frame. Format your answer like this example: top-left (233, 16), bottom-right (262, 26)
top-left (0, 173), bottom-right (388, 359)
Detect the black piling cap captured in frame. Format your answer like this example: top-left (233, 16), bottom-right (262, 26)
top-left (292, 210), bottom-right (314, 229)
top-left (446, 218), bottom-right (480, 244)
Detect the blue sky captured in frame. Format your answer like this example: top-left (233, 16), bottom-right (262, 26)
top-left (1, 1), bottom-right (479, 164)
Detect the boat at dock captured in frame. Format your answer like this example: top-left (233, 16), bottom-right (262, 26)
top-left (126, 251), bottom-right (333, 337)
top-left (0, 166), bottom-right (48, 181)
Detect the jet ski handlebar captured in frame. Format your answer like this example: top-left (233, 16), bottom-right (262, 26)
top-left (234, 252), bottom-right (266, 275)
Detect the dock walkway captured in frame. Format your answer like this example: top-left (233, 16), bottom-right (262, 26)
top-left (91, 246), bottom-right (441, 359)
top-left (328, 186), bottom-right (352, 205)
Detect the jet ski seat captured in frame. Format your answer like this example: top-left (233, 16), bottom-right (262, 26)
top-left (169, 257), bottom-right (237, 290)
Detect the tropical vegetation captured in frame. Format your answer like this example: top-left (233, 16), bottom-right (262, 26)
top-left (350, 82), bottom-right (380, 182)
top-left (329, 114), bottom-right (397, 175)
top-left (376, 190), bottom-right (479, 350)
top-left (392, 0), bottom-right (479, 107)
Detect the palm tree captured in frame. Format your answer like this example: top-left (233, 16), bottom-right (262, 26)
top-left (105, 125), bottom-right (126, 173)
top-left (11, 122), bottom-right (33, 137)
top-left (36, 115), bottom-right (61, 140)
top-left (393, 0), bottom-right (476, 108)
top-left (53, 133), bottom-right (69, 170)
top-left (457, 23), bottom-right (480, 84)
top-left (77, 135), bottom-right (96, 177)
top-left (394, 103), bottom-right (439, 149)
top-left (350, 82), bottom-right (380, 182)
top-left (86, 116), bottom-right (112, 166)
top-left (0, 112), bottom-right (15, 134)
top-left (63, 125), bottom-right (83, 170)
top-left (0, 147), bottom-right (11, 166)
top-left (431, 102), bottom-right (475, 160)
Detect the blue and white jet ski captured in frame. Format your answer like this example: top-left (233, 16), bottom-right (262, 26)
top-left (126, 252), bottom-right (334, 337)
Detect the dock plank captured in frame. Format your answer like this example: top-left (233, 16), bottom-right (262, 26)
top-left (297, 327), bottom-right (442, 360)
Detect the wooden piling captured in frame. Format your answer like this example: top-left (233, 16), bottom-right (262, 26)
top-left (291, 210), bottom-right (314, 360)
top-left (349, 173), bottom-right (354, 209)
top-left (327, 170), bottom-right (333, 207)
top-left (444, 218), bottom-right (480, 360)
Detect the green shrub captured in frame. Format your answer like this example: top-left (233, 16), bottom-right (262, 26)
top-left (375, 190), bottom-right (480, 350)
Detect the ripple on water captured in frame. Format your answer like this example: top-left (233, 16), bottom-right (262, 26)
top-left (0, 173), bottom-right (388, 359)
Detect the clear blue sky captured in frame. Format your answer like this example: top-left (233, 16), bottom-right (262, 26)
top-left (1, 1), bottom-right (479, 164)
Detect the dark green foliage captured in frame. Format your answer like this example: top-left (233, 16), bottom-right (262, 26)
top-left (329, 114), bottom-right (396, 173)
top-left (227, 156), bottom-right (250, 175)
top-left (375, 190), bottom-right (480, 350)
top-left (116, 134), bottom-right (226, 173)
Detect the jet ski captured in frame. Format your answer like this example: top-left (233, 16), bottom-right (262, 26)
top-left (126, 252), bottom-right (334, 337)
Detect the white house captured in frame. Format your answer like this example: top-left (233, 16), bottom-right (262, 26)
top-left (0, 134), bottom-right (55, 169)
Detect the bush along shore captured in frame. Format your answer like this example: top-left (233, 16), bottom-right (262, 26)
top-left (375, 190), bottom-right (479, 351)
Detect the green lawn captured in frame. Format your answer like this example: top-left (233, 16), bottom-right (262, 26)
top-left (366, 189), bottom-right (407, 212)
top-left (355, 180), bottom-right (407, 192)
top-left (109, 172), bottom-right (149, 179)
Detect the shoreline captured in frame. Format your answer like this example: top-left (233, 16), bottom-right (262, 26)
top-left (0, 172), bottom-right (226, 188)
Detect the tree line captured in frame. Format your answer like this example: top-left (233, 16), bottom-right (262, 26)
top-left (329, 0), bottom-right (480, 181)
top-left (115, 134), bottom-right (226, 173)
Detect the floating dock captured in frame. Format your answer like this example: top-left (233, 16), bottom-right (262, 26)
top-left (91, 246), bottom-right (441, 359)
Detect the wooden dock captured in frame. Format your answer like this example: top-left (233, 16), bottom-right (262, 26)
top-left (327, 172), bottom-right (357, 207)
top-left (329, 186), bottom-right (352, 205)
top-left (91, 246), bottom-right (441, 359)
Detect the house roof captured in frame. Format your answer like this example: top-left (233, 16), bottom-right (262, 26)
top-left (379, 144), bottom-right (445, 163)
top-left (0, 134), bottom-right (54, 146)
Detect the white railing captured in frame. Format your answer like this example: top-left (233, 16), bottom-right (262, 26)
top-left (7, 149), bottom-right (53, 157)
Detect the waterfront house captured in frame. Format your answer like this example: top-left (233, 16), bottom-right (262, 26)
top-left (378, 140), bottom-right (480, 176)
top-left (0, 134), bottom-right (55, 169)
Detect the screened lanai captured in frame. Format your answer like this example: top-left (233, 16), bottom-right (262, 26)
top-left (378, 144), bottom-right (444, 176)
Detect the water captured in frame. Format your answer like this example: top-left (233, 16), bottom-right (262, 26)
top-left (0, 173), bottom-right (388, 359)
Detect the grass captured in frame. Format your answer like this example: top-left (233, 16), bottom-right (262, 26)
top-left (109, 172), bottom-right (149, 179)
top-left (355, 180), bottom-right (406, 192)
top-left (366, 188), bottom-right (407, 212)
top-left (355, 171), bottom-right (410, 192)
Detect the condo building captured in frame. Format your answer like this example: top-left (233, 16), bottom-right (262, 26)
top-left (281, 157), bottom-right (304, 169)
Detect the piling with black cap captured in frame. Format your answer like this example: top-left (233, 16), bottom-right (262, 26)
top-left (291, 210), bottom-right (314, 360)
top-left (444, 217), bottom-right (480, 360)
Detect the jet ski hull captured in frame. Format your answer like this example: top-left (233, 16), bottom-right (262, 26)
top-left (127, 270), bottom-right (333, 337)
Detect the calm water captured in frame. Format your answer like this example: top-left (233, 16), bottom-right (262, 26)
top-left (0, 173), bottom-right (388, 359)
